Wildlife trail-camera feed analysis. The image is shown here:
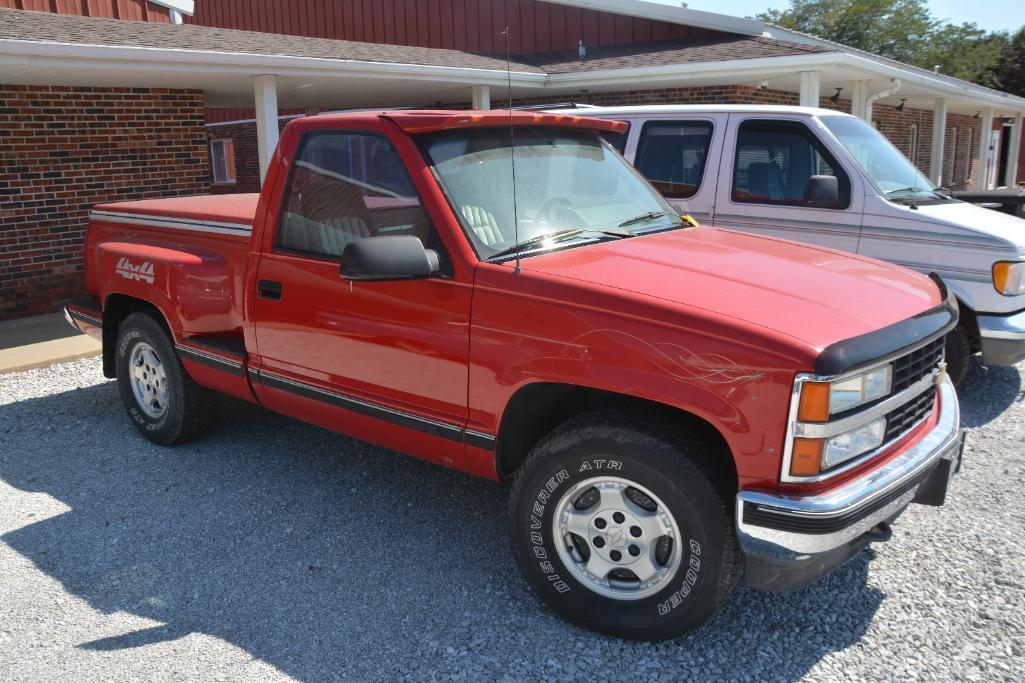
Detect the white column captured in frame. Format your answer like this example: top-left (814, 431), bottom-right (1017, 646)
top-left (929, 98), bottom-right (947, 186)
top-left (976, 107), bottom-right (995, 190)
top-left (1005, 112), bottom-right (1023, 186)
top-left (850, 79), bottom-right (869, 120)
top-left (253, 75), bottom-right (279, 184)
top-left (799, 71), bottom-right (821, 108)
top-left (471, 84), bottom-right (491, 111)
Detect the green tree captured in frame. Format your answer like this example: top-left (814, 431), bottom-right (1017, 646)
top-left (758, 0), bottom-right (1014, 88)
top-left (990, 27), bottom-right (1025, 97)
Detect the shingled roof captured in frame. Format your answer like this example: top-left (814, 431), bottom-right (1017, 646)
top-left (0, 8), bottom-right (545, 74)
top-left (532, 35), bottom-right (830, 74)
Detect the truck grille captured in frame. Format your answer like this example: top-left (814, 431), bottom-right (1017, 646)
top-left (892, 337), bottom-right (945, 392)
top-left (884, 384), bottom-right (937, 442)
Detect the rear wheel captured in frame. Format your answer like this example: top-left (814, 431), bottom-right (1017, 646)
top-left (115, 311), bottom-right (214, 445)
top-left (508, 411), bottom-right (740, 641)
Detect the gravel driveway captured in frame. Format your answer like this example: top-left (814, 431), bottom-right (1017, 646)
top-left (1, 357), bottom-right (1023, 682)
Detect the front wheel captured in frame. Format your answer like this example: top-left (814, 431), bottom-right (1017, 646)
top-left (115, 311), bottom-right (214, 445)
top-left (944, 322), bottom-right (972, 387)
top-left (508, 412), bottom-right (740, 640)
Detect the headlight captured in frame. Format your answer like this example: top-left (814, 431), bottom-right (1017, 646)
top-left (993, 261), bottom-right (1025, 296)
top-left (790, 418), bottom-right (887, 477)
top-left (797, 365), bottom-right (892, 421)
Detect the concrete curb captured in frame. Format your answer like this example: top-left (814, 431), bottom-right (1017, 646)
top-left (0, 313), bottom-right (102, 375)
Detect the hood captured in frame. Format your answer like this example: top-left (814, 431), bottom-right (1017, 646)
top-left (913, 200), bottom-right (1025, 252)
top-left (522, 227), bottom-right (942, 351)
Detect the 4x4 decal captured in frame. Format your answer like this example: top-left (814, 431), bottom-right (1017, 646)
top-left (115, 257), bottom-right (155, 284)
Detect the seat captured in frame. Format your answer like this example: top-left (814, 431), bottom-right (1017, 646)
top-left (319, 217), bottom-right (371, 255)
top-left (746, 161), bottom-right (785, 200)
top-left (461, 205), bottom-right (504, 246)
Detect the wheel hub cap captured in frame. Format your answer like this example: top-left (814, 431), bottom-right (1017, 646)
top-left (553, 476), bottom-right (682, 601)
top-left (129, 341), bottom-right (168, 419)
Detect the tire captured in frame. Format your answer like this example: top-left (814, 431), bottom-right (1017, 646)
top-left (115, 311), bottom-right (214, 445)
top-left (508, 411), bottom-right (740, 641)
top-left (944, 322), bottom-right (971, 387)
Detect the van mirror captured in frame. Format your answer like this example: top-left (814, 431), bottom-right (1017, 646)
top-left (803, 175), bottom-right (840, 208)
top-left (340, 236), bottom-right (440, 281)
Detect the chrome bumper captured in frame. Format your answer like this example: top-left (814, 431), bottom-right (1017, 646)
top-left (737, 376), bottom-right (961, 579)
top-left (977, 308), bottom-right (1025, 366)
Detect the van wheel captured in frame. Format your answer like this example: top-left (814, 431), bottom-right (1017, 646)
top-left (944, 323), bottom-right (971, 387)
top-left (115, 311), bottom-right (214, 445)
top-left (508, 411), bottom-right (740, 641)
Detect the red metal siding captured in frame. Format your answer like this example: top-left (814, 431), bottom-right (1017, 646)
top-left (185, 0), bottom-right (724, 54)
top-left (0, 0), bottom-right (170, 20)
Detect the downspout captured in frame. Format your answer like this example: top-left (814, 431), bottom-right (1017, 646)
top-left (864, 78), bottom-right (901, 123)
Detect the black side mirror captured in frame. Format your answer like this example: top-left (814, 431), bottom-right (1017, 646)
top-left (803, 175), bottom-right (840, 208)
top-left (340, 236), bottom-right (440, 281)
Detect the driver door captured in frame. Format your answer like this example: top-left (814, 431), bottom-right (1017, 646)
top-left (251, 127), bottom-right (472, 468)
top-left (713, 115), bottom-right (864, 253)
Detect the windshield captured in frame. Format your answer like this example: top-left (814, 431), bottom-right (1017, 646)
top-left (820, 115), bottom-right (936, 199)
top-left (419, 126), bottom-right (681, 259)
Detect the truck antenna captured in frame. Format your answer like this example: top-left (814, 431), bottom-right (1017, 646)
top-left (502, 25), bottom-right (520, 272)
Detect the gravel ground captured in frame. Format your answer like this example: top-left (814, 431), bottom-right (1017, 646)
top-left (1, 356), bottom-right (1023, 682)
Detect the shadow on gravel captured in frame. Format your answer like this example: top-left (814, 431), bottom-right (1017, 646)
top-left (1, 381), bottom-right (883, 681)
top-left (957, 362), bottom-right (1024, 428)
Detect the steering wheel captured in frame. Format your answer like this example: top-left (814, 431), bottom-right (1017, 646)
top-left (538, 197), bottom-right (573, 226)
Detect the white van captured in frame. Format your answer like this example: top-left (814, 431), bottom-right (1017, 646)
top-left (556, 104), bottom-right (1025, 383)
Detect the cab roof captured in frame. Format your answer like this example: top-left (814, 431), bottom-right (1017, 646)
top-left (304, 109), bottom-right (629, 134)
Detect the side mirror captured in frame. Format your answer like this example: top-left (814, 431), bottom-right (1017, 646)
top-left (340, 236), bottom-right (440, 281)
top-left (803, 175), bottom-right (840, 208)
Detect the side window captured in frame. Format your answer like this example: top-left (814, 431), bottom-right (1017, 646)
top-left (277, 132), bottom-right (432, 258)
top-left (635, 121), bottom-right (713, 199)
top-left (732, 119), bottom-right (850, 208)
top-left (600, 128), bottom-right (629, 154)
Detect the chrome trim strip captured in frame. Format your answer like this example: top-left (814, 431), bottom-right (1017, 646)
top-left (175, 344), bottom-right (244, 377)
top-left (737, 376), bottom-right (960, 557)
top-left (91, 209), bottom-right (252, 236)
top-left (64, 306), bottom-right (103, 329)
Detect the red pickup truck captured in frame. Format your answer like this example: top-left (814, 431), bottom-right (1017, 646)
top-left (64, 110), bottom-right (964, 640)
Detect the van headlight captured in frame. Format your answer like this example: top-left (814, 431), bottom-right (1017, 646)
top-left (797, 365), bottom-right (892, 421)
top-left (993, 261), bottom-right (1025, 296)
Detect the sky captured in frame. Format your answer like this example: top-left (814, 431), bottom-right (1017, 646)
top-left (651, 1), bottom-right (1025, 33)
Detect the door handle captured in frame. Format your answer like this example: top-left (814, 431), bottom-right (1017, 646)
top-left (258, 279), bottom-right (282, 300)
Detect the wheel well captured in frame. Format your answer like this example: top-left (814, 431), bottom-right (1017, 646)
top-left (495, 383), bottom-right (737, 492)
top-left (101, 294), bottom-right (168, 378)
top-left (955, 298), bottom-right (981, 353)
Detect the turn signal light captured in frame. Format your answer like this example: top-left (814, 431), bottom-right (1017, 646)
top-left (790, 438), bottom-right (824, 477)
top-left (798, 381), bottom-right (831, 422)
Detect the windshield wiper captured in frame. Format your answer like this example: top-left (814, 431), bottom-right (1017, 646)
top-left (618, 211), bottom-right (668, 227)
top-left (486, 229), bottom-right (587, 261)
top-left (884, 187), bottom-right (929, 196)
top-left (932, 186), bottom-right (954, 199)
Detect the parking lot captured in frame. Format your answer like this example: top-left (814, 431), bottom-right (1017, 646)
top-left (1, 357), bottom-right (1023, 682)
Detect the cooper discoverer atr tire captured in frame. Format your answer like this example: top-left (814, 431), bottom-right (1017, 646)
top-left (115, 311), bottom-right (214, 445)
top-left (508, 411), bottom-right (740, 641)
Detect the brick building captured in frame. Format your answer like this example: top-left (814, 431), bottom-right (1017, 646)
top-left (1, 0), bottom-right (1024, 319)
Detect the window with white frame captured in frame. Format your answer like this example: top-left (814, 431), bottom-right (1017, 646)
top-left (210, 139), bottom-right (236, 184)
top-left (947, 127), bottom-right (958, 183)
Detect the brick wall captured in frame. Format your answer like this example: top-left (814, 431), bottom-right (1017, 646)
top-left (0, 86), bottom-right (208, 320)
top-left (206, 117), bottom-right (292, 195)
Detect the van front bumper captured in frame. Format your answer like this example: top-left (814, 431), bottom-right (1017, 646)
top-left (977, 308), bottom-right (1025, 366)
top-left (736, 376), bottom-right (962, 592)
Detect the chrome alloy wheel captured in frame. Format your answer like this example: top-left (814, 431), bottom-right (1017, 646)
top-left (552, 476), bottom-right (682, 600)
top-left (129, 341), bottom-right (169, 419)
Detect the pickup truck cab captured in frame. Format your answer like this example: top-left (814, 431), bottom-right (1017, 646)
top-left (64, 110), bottom-right (963, 640)
top-left (555, 104), bottom-right (1025, 384)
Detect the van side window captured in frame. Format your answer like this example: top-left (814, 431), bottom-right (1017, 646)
top-left (732, 120), bottom-right (850, 209)
top-left (277, 132), bottom-right (432, 259)
top-left (635, 121), bottom-right (713, 199)
top-left (600, 128), bottom-right (629, 154)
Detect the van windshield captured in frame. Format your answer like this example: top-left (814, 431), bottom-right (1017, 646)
top-left (820, 115), bottom-right (938, 200)
top-left (419, 126), bottom-right (682, 260)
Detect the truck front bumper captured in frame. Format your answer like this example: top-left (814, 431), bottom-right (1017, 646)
top-left (736, 376), bottom-right (963, 592)
top-left (977, 308), bottom-right (1025, 367)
